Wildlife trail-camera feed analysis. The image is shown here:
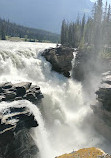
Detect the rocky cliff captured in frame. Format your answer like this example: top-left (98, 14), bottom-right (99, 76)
top-left (91, 71), bottom-right (111, 141)
top-left (42, 46), bottom-right (74, 77)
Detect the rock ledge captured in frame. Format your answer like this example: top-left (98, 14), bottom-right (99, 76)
top-left (0, 82), bottom-right (43, 103)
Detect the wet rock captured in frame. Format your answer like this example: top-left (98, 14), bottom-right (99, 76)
top-left (13, 82), bottom-right (32, 96)
top-left (5, 91), bottom-right (16, 101)
top-left (1, 82), bottom-right (13, 89)
top-left (0, 82), bottom-right (43, 103)
top-left (0, 106), bottom-right (39, 158)
top-left (14, 82), bottom-right (32, 90)
top-left (42, 45), bottom-right (74, 77)
top-left (25, 93), bottom-right (37, 102)
top-left (92, 71), bottom-right (111, 140)
top-left (0, 95), bottom-right (6, 101)
top-left (95, 72), bottom-right (111, 111)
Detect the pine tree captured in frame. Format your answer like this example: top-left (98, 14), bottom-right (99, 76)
top-left (1, 23), bottom-right (6, 40)
top-left (81, 14), bottom-right (86, 37)
top-left (61, 19), bottom-right (68, 46)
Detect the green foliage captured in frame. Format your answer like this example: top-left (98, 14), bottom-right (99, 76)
top-left (0, 23), bottom-right (6, 40)
top-left (0, 18), bottom-right (60, 43)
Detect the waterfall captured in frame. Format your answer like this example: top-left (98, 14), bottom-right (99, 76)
top-left (0, 41), bottom-right (110, 158)
top-left (70, 50), bottom-right (77, 77)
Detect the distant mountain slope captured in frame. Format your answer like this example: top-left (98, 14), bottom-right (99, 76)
top-left (0, 18), bottom-right (60, 43)
top-left (0, 0), bottom-right (94, 33)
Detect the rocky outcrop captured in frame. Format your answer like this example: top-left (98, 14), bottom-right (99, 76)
top-left (0, 106), bottom-right (39, 158)
top-left (92, 71), bottom-right (111, 140)
top-left (0, 82), bottom-right (43, 103)
top-left (42, 45), bottom-right (74, 77)
top-left (95, 71), bottom-right (111, 111)
top-left (0, 82), bottom-right (44, 158)
top-left (56, 147), bottom-right (110, 158)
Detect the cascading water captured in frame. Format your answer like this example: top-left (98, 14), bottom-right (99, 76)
top-left (0, 41), bottom-right (110, 158)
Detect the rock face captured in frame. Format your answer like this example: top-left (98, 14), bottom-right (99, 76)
top-left (0, 106), bottom-right (39, 158)
top-left (42, 45), bottom-right (74, 77)
top-left (0, 82), bottom-right (43, 103)
top-left (92, 71), bottom-right (111, 140)
top-left (96, 71), bottom-right (111, 111)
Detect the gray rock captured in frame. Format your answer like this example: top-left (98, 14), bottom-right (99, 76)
top-left (4, 91), bottom-right (16, 101)
top-left (95, 73), bottom-right (111, 111)
top-left (13, 82), bottom-right (32, 90)
top-left (16, 86), bottom-right (26, 97)
top-left (13, 82), bottom-right (32, 97)
top-left (0, 106), bottom-right (39, 158)
top-left (25, 93), bottom-right (37, 102)
top-left (42, 46), bottom-right (74, 77)
top-left (1, 82), bottom-right (13, 89)
top-left (0, 82), bottom-right (43, 104)
top-left (92, 71), bottom-right (111, 140)
top-left (0, 95), bottom-right (6, 101)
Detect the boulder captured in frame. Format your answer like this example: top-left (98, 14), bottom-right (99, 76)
top-left (42, 45), bottom-right (74, 77)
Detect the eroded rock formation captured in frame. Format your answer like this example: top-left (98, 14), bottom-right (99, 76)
top-left (0, 106), bottom-right (39, 158)
top-left (42, 45), bottom-right (74, 77)
top-left (0, 82), bottom-right (43, 158)
top-left (0, 82), bottom-right (43, 103)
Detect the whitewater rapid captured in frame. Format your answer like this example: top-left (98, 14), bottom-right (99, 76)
top-left (0, 41), bottom-right (109, 158)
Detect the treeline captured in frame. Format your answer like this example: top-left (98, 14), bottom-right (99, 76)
top-left (0, 18), bottom-right (60, 43)
top-left (61, 0), bottom-right (111, 50)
